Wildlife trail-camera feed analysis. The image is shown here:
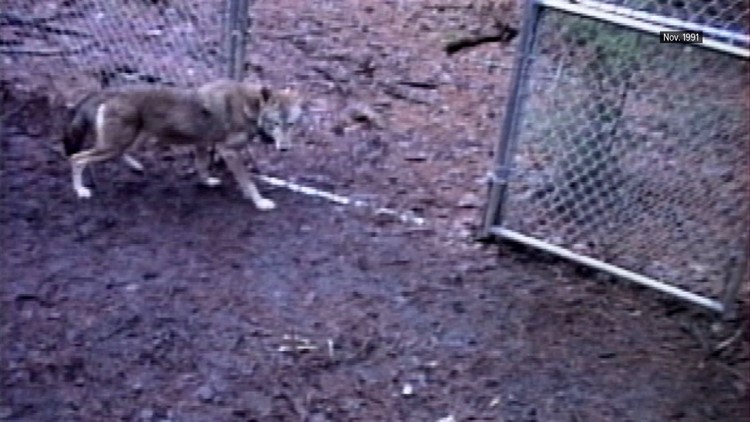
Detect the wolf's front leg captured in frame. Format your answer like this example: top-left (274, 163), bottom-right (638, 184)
top-left (194, 146), bottom-right (222, 187)
top-left (217, 146), bottom-right (275, 211)
top-left (121, 133), bottom-right (151, 173)
top-left (122, 153), bottom-right (145, 172)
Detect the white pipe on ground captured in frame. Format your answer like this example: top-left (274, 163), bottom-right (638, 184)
top-left (491, 227), bottom-right (724, 313)
top-left (256, 174), bottom-right (427, 226)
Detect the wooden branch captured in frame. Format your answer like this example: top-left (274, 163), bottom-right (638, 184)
top-left (259, 24), bottom-right (358, 41)
top-left (311, 65), bottom-right (346, 84)
top-left (423, 5), bottom-right (469, 11)
top-left (397, 80), bottom-right (440, 90)
top-left (381, 86), bottom-right (431, 105)
top-left (444, 26), bottom-right (519, 55)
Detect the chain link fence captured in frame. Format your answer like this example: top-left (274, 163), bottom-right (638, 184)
top-left (1, 0), bottom-right (247, 98)
top-left (482, 0), bottom-right (749, 313)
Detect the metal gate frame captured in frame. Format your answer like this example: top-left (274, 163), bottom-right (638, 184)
top-left (480, 0), bottom-right (750, 315)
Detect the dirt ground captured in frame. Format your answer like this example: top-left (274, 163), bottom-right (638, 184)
top-left (2, 1), bottom-right (749, 421)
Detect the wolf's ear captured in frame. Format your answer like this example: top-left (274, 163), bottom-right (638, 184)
top-left (260, 86), bottom-right (272, 102)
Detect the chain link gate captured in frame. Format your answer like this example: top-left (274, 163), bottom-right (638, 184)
top-left (481, 0), bottom-right (750, 314)
top-left (1, 0), bottom-right (250, 91)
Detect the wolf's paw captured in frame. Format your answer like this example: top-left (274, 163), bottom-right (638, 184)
top-left (75, 186), bottom-right (92, 199)
top-left (255, 198), bottom-right (276, 211)
top-left (203, 177), bottom-right (222, 187)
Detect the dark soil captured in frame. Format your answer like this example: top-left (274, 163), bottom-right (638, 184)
top-left (1, 1), bottom-right (748, 421)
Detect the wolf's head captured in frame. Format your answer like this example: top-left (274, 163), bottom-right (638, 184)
top-left (257, 87), bottom-right (302, 151)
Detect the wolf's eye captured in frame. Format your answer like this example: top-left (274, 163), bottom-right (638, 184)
top-left (262, 114), bottom-right (279, 127)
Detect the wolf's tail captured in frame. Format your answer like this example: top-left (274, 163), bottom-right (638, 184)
top-left (61, 93), bottom-right (96, 156)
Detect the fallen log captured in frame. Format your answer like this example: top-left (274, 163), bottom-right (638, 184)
top-left (444, 25), bottom-right (518, 55)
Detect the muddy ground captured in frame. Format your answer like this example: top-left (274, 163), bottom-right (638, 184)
top-left (1, 1), bottom-right (749, 421)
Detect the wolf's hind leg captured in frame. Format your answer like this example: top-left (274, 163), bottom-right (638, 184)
top-left (122, 132), bottom-right (152, 172)
top-left (70, 147), bottom-right (124, 198)
top-left (69, 103), bottom-right (137, 198)
top-left (71, 155), bottom-right (92, 199)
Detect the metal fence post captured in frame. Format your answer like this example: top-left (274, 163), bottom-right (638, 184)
top-left (479, 1), bottom-right (542, 238)
top-left (225, 0), bottom-right (237, 79)
top-left (225, 0), bottom-right (249, 80)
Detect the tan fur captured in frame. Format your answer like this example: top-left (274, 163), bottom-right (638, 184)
top-left (65, 79), bottom-right (303, 210)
